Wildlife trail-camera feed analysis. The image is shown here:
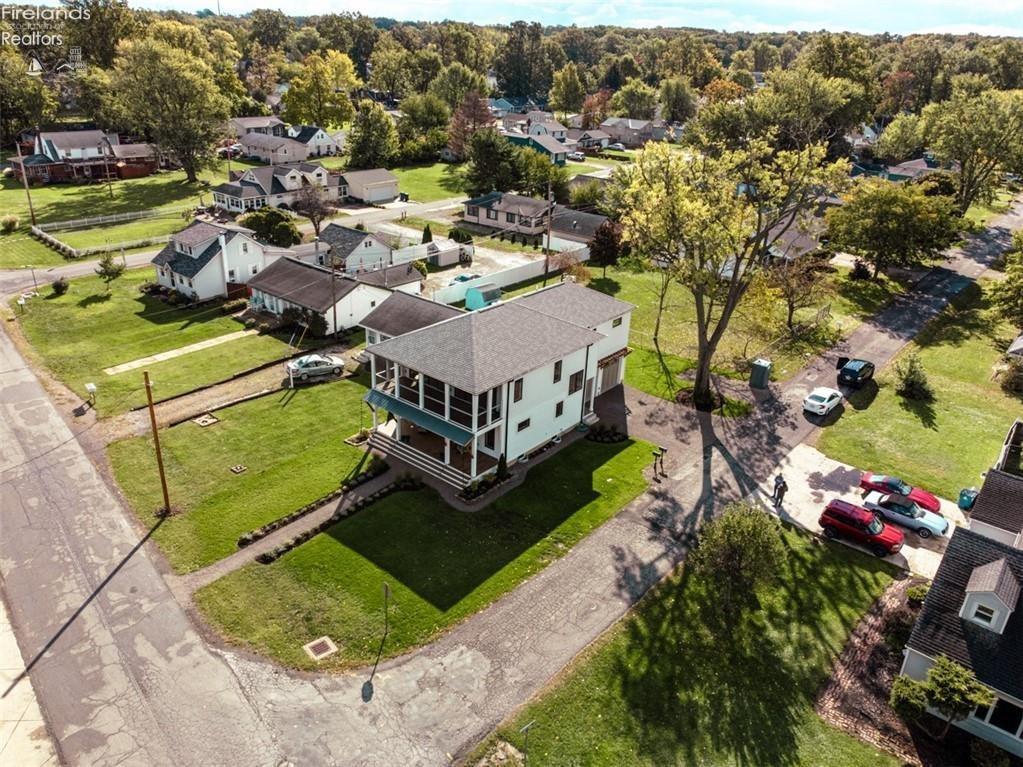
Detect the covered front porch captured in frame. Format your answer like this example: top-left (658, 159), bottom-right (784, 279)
top-left (377, 417), bottom-right (498, 477)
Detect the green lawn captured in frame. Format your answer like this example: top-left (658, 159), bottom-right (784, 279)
top-left (390, 162), bottom-right (464, 202)
top-left (14, 270), bottom-right (302, 415)
top-left (964, 189), bottom-right (1015, 227)
top-left (0, 228), bottom-right (67, 268)
top-left (57, 214), bottom-right (189, 250)
top-left (108, 377), bottom-right (375, 573)
top-left (485, 526), bottom-right (899, 767)
top-left (195, 438), bottom-right (654, 669)
top-left (818, 281), bottom-right (1021, 501)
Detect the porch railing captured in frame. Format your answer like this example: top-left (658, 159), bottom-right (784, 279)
top-left (368, 432), bottom-right (472, 489)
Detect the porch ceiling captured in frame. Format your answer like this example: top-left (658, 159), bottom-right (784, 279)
top-left (365, 388), bottom-right (474, 446)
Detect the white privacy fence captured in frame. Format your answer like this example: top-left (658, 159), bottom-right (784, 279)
top-left (430, 246), bottom-right (589, 305)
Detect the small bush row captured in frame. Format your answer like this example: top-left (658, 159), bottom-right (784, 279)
top-left (221, 297), bottom-right (249, 314)
top-left (586, 423), bottom-right (628, 443)
top-left (238, 458), bottom-right (389, 548)
top-left (1, 214), bottom-right (19, 233)
top-left (255, 474), bottom-right (424, 564)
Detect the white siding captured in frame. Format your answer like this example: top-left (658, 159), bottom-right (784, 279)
top-left (344, 240), bottom-right (392, 273)
top-left (970, 520), bottom-right (1022, 548)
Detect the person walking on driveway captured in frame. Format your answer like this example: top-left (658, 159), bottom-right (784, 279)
top-left (772, 474), bottom-right (785, 504)
top-left (774, 478), bottom-right (788, 508)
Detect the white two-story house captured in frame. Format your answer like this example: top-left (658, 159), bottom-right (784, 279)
top-left (211, 162), bottom-right (344, 213)
top-left (363, 282), bottom-right (633, 488)
top-left (151, 220), bottom-right (285, 301)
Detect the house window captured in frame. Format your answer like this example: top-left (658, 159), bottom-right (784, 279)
top-left (973, 604), bottom-right (996, 624)
top-left (506, 212), bottom-right (515, 223)
top-left (517, 418), bottom-right (530, 432)
top-left (612, 317), bottom-right (623, 328)
top-left (484, 428), bottom-right (496, 450)
top-left (242, 243), bottom-right (248, 254)
top-left (513, 378), bottom-right (523, 402)
top-left (555, 401), bottom-right (564, 418)
top-left (569, 371), bottom-right (583, 394)
top-left (989, 700), bottom-right (1023, 736)
top-left (553, 360), bottom-right (562, 383)
top-left (467, 205), bottom-right (479, 217)
top-left (486, 208), bottom-right (497, 220)
top-left (364, 241), bottom-right (372, 248)
top-left (228, 268), bottom-right (236, 282)
top-left (187, 279), bottom-right (193, 288)
top-left (370, 300), bottom-right (376, 307)
top-left (250, 264), bottom-right (259, 275)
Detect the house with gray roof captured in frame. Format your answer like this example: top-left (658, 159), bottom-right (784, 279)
top-left (211, 161), bottom-right (343, 213)
top-left (287, 125), bottom-right (341, 157)
top-left (363, 282), bottom-right (632, 487)
top-left (151, 220), bottom-right (286, 301)
top-left (238, 132), bottom-right (310, 164)
top-left (12, 130), bottom-right (157, 184)
top-left (229, 115), bottom-right (287, 138)
top-left (900, 527), bottom-right (1023, 757)
top-left (340, 168), bottom-right (400, 203)
top-left (316, 223), bottom-right (394, 273)
top-left (360, 292), bottom-right (463, 343)
top-left (599, 116), bottom-right (668, 147)
top-left (969, 419), bottom-right (1023, 548)
top-left (463, 192), bottom-right (550, 237)
top-left (504, 133), bottom-right (569, 165)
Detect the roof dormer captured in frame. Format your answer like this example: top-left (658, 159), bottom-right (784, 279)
top-left (960, 558), bottom-right (1020, 634)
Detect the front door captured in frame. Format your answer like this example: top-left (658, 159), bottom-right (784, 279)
top-left (599, 358), bottom-right (621, 393)
top-left (584, 378), bottom-right (595, 414)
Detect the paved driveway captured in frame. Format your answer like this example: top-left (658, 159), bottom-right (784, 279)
top-left (749, 444), bottom-right (967, 579)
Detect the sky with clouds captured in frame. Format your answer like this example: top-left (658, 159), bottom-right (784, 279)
top-left (127, 0), bottom-right (1023, 37)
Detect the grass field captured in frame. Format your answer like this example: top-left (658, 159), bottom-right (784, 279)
top-left (14, 270), bottom-right (305, 415)
top-left (195, 438), bottom-right (654, 669)
top-left (483, 525), bottom-right (899, 767)
top-left (390, 162), bottom-right (464, 202)
top-left (108, 377), bottom-right (374, 573)
top-left (0, 229), bottom-right (67, 268)
top-left (964, 188), bottom-right (1015, 227)
top-left (818, 282), bottom-right (1020, 501)
top-left (56, 214), bottom-right (189, 250)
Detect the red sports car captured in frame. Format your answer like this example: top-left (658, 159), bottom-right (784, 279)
top-left (859, 472), bottom-right (941, 513)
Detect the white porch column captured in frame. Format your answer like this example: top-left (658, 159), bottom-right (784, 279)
top-left (419, 374), bottom-right (425, 409)
top-left (471, 392), bottom-right (478, 432)
top-left (369, 354), bottom-right (377, 388)
top-left (444, 438), bottom-right (450, 465)
top-left (394, 417), bottom-right (402, 440)
top-left (470, 436), bottom-right (478, 478)
top-left (444, 384), bottom-right (451, 421)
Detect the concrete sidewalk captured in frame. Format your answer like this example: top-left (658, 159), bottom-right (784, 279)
top-left (749, 444), bottom-right (968, 579)
top-left (0, 598), bottom-right (57, 767)
top-left (102, 329), bottom-right (258, 375)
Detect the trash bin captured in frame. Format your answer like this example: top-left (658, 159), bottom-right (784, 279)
top-left (958, 488), bottom-right (979, 510)
top-left (750, 358), bottom-right (772, 389)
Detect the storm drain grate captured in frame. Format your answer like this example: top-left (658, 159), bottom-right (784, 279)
top-left (193, 413), bottom-right (220, 427)
top-left (303, 636), bottom-right (338, 661)
top-left (229, 464), bottom-right (247, 474)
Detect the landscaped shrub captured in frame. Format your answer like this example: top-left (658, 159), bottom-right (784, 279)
top-left (883, 604), bottom-right (918, 650)
top-left (895, 352), bottom-right (934, 401)
top-left (1, 215), bottom-right (19, 233)
top-left (1001, 358), bottom-right (1023, 395)
top-left (907, 582), bottom-right (930, 606)
top-left (970, 738), bottom-right (1011, 767)
top-left (850, 259), bottom-right (872, 280)
top-left (411, 259), bottom-right (428, 278)
top-left (449, 227), bottom-right (473, 244)
top-left (243, 317), bottom-right (257, 329)
top-left (221, 298), bottom-right (249, 315)
top-left (51, 277), bottom-right (69, 296)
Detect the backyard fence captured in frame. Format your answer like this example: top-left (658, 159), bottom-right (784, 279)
top-left (36, 206), bottom-right (192, 233)
top-left (431, 246), bottom-right (589, 305)
top-left (30, 225), bottom-right (172, 259)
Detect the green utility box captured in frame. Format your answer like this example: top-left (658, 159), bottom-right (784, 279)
top-left (750, 358), bottom-right (772, 389)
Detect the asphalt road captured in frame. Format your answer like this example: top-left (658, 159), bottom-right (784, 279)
top-left (0, 196), bottom-right (1018, 766)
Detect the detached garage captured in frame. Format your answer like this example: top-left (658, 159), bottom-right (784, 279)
top-left (341, 168), bottom-right (400, 204)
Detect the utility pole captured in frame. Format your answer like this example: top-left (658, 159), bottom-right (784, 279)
top-left (99, 141), bottom-right (113, 200)
top-left (143, 371), bottom-right (171, 516)
top-left (542, 179), bottom-right (553, 286)
top-left (15, 138), bottom-right (38, 226)
top-left (323, 238), bottom-right (339, 341)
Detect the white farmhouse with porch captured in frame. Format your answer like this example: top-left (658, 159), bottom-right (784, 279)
top-left (211, 162), bottom-right (343, 213)
top-left (363, 282), bottom-right (633, 488)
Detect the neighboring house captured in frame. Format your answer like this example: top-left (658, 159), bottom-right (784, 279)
top-left (352, 263), bottom-right (424, 295)
top-left (969, 420), bottom-right (1023, 548)
top-left (599, 117), bottom-right (668, 147)
top-left (318, 223), bottom-right (393, 272)
top-left (845, 123), bottom-right (880, 150)
top-left (767, 216), bottom-right (826, 261)
top-left (360, 291), bottom-right (463, 345)
top-left (238, 132), bottom-right (310, 164)
top-left (550, 205), bottom-right (607, 245)
top-left (391, 237), bottom-right (467, 268)
top-left (247, 256), bottom-right (393, 335)
top-left (851, 154), bottom-right (952, 183)
top-left (900, 528), bottom-right (1023, 757)
top-left (525, 117), bottom-right (568, 142)
top-left (229, 115), bottom-right (287, 138)
top-left (567, 172), bottom-right (611, 193)
top-left (211, 162), bottom-right (343, 213)
top-left (11, 130), bottom-right (157, 183)
top-left (463, 191), bottom-right (549, 237)
top-left (505, 133), bottom-right (568, 165)
top-left (341, 168), bottom-right (400, 203)
top-left (362, 282), bottom-right (633, 488)
top-left (567, 128), bottom-right (611, 149)
top-left (151, 220), bottom-right (284, 301)
top-left (1007, 334), bottom-right (1023, 360)
top-left (488, 98), bottom-right (515, 118)
top-left (288, 125), bottom-right (341, 157)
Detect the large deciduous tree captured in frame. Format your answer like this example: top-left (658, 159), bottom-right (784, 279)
top-left (659, 77), bottom-right (697, 124)
top-left (291, 186), bottom-right (332, 236)
top-left (282, 51), bottom-right (360, 129)
top-left (617, 140), bottom-right (847, 409)
top-left (110, 38), bottom-right (231, 183)
top-left (63, 0), bottom-right (139, 69)
top-left (463, 129), bottom-right (521, 197)
top-left (611, 78), bottom-right (658, 119)
top-left (992, 231), bottom-right (1023, 328)
top-left (0, 45), bottom-right (57, 141)
top-left (248, 9), bottom-right (293, 50)
top-left (549, 63), bottom-right (586, 114)
top-left (826, 178), bottom-right (961, 278)
top-left (346, 99), bottom-right (399, 169)
top-left (446, 90), bottom-right (492, 161)
top-left (428, 62), bottom-right (488, 111)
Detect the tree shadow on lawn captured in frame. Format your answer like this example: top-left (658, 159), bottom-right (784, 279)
top-left (589, 276), bottom-right (621, 295)
top-left (612, 530), bottom-right (896, 767)
top-left (911, 283), bottom-right (994, 350)
top-left (896, 393), bottom-right (937, 430)
top-left (77, 292), bottom-right (112, 307)
top-left (844, 380), bottom-right (878, 411)
top-left (324, 439), bottom-right (634, 611)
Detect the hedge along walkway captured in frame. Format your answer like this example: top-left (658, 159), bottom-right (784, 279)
top-left (102, 328), bottom-right (258, 374)
top-left (177, 467), bottom-right (395, 594)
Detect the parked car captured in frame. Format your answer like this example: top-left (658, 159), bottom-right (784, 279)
top-left (862, 491), bottom-right (949, 539)
top-left (838, 358), bottom-right (875, 387)
top-left (607, 142), bottom-right (626, 151)
top-left (859, 472), bottom-right (941, 513)
top-left (567, 151), bottom-right (586, 162)
top-left (285, 353), bottom-right (344, 381)
top-left (819, 499), bottom-right (904, 558)
top-left (803, 386), bottom-right (843, 416)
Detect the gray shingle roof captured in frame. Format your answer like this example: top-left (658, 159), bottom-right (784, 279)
top-left (551, 205), bottom-right (607, 242)
top-left (971, 469), bottom-right (1023, 535)
top-left (318, 223), bottom-right (388, 260)
top-left (109, 143), bottom-right (155, 159)
top-left (353, 263), bottom-right (422, 288)
top-left (239, 133), bottom-right (306, 152)
top-left (246, 257), bottom-right (361, 313)
top-left (907, 528), bottom-right (1023, 699)
top-left (39, 129), bottom-right (109, 150)
top-left (966, 558), bottom-right (1021, 608)
top-left (366, 301), bottom-right (603, 394)
top-left (231, 115), bottom-right (285, 129)
top-left (464, 191), bottom-right (547, 216)
top-left (359, 292), bottom-right (463, 337)
top-left (340, 168), bottom-right (398, 186)
top-left (173, 220), bottom-right (229, 247)
top-left (527, 134), bottom-right (568, 156)
top-left (511, 282), bottom-right (634, 329)
top-left (151, 237), bottom-right (224, 279)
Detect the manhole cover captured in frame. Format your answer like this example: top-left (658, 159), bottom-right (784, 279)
top-left (193, 413), bottom-right (219, 427)
top-left (230, 464), bottom-right (247, 474)
top-left (303, 636), bottom-right (338, 661)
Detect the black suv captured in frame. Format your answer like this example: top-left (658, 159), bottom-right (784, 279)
top-left (838, 358), bottom-right (875, 387)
